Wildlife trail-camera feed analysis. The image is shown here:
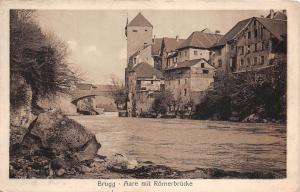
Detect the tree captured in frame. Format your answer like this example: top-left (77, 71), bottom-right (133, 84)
top-left (10, 10), bottom-right (80, 112)
top-left (109, 75), bottom-right (127, 110)
top-left (151, 90), bottom-right (174, 116)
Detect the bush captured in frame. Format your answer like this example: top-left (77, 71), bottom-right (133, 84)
top-left (194, 61), bottom-right (287, 122)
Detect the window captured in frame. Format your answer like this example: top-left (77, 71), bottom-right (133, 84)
top-left (239, 46), bottom-right (244, 55)
top-left (247, 45), bottom-right (251, 54)
top-left (194, 50), bottom-right (198, 55)
top-left (184, 89), bottom-right (187, 96)
top-left (218, 59), bottom-right (222, 67)
top-left (184, 51), bottom-right (187, 56)
top-left (240, 59), bottom-right (244, 66)
top-left (133, 57), bottom-right (137, 64)
top-left (260, 56), bottom-right (264, 65)
top-left (254, 57), bottom-right (258, 65)
top-left (248, 31), bottom-right (251, 39)
top-left (254, 43), bottom-right (257, 52)
top-left (203, 69), bottom-right (209, 74)
top-left (231, 44), bottom-right (235, 50)
top-left (178, 79), bottom-right (180, 85)
top-left (254, 20), bottom-right (257, 26)
top-left (133, 29), bottom-right (138, 32)
top-left (254, 29), bottom-right (258, 38)
top-left (247, 58), bottom-right (251, 66)
top-left (179, 52), bottom-right (182, 57)
top-left (260, 27), bottom-right (264, 39)
top-left (201, 63), bottom-right (205, 68)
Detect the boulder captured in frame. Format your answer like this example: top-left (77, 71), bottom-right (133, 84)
top-left (242, 114), bottom-right (261, 123)
top-left (107, 154), bottom-right (138, 171)
top-left (12, 111), bottom-right (101, 178)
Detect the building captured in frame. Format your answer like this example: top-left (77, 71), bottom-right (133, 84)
top-left (210, 10), bottom-right (287, 73)
top-left (163, 30), bottom-right (222, 112)
top-left (127, 62), bottom-right (164, 116)
top-left (125, 13), bottom-right (164, 116)
top-left (160, 37), bottom-right (186, 71)
top-left (164, 58), bottom-right (215, 113)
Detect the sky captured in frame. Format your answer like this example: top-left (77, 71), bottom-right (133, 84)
top-left (37, 10), bottom-right (268, 85)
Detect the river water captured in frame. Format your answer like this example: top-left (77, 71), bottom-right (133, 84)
top-left (70, 115), bottom-right (286, 173)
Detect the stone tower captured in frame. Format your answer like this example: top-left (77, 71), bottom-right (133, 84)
top-left (125, 12), bottom-right (153, 67)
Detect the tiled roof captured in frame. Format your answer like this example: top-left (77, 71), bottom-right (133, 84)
top-left (163, 37), bottom-right (186, 53)
top-left (164, 58), bottom-right (212, 70)
top-left (213, 18), bottom-right (252, 47)
top-left (130, 62), bottom-right (163, 79)
top-left (177, 31), bottom-right (223, 50)
top-left (151, 38), bottom-right (163, 55)
top-left (127, 12), bottom-right (153, 27)
top-left (212, 17), bottom-right (287, 47)
top-left (255, 17), bottom-right (287, 40)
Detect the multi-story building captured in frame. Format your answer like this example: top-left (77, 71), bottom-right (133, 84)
top-left (164, 59), bottom-right (215, 111)
top-left (164, 30), bottom-right (222, 111)
top-left (210, 10), bottom-right (287, 73)
top-left (125, 13), bottom-right (164, 116)
top-left (127, 62), bottom-right (164, 116)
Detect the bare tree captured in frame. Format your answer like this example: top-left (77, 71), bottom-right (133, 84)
top-left (109, 75), bottom-right (127, 110)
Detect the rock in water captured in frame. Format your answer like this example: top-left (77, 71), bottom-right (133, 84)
top-left (107, 154), bottom-right (138, 171)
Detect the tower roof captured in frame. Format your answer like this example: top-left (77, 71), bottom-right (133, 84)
top-left (127, 12), bottom-right (153, 27)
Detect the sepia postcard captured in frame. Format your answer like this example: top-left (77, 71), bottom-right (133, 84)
top-left (0, 0), bottom-right (299, 192)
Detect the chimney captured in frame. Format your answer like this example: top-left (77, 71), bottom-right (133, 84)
top-left (270, 9), bottom-right (275, 19)
top-left (215, 30), bottom-right (220, 34)
top-left (176, 35), bottom-right (179, 42)
top-left (283, 10), bottom-right (286, 15)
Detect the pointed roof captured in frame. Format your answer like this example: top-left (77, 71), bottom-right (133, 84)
top-left (212, 18), bottom-right (252, 47)
top-left (130, 62), bottom-right (163, 79)
top-left (162, 37), bottom-right (186, 52)
top-left (127, 12), bottom-right (153, 27)
top-left (177, 31), bottom-right (223, 50)
top-left (255, 17), bottom-right (287, 40)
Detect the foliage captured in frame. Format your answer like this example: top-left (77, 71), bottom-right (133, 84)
top-left (10, 10), bottom-right (79, 110)
top-left (109, 75), bottom-right (127, 110)
top-left (194, 60), bottom-right (287, 121)
top-left (151, 90), bottom-right (174, 116)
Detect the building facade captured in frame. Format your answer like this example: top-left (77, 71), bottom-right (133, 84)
top-left (164, 59), bottom-right (215, 112)
top-left (125, 13), bottom-right (164, 116)
top-left (210, 10), bottom-right (287, 73)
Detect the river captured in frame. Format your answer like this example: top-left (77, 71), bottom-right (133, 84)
top-left (70, 115), bottom-right (286, 173)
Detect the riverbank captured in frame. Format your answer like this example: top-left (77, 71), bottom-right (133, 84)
top-left (10, 113), bottom-right (286, 179)
top-left (10, 151), bottom-right (285, 179)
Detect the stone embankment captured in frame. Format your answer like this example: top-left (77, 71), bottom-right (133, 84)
top-left (9, 112), bottom-right (285, 179)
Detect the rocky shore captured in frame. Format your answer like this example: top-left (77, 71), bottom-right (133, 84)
top-left (10, 112), bottom-right (285, 179)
